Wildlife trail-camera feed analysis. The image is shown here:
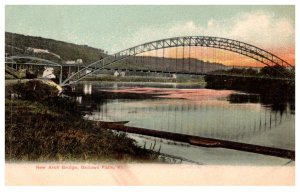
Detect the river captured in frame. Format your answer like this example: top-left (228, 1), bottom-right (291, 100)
top-left (69, 81), bottom-right (295, 165)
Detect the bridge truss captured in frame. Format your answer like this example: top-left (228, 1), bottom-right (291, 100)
top-left (62, 36), bottom-right (294, 86)
top-left (5, 56), bottom-right (63, 84)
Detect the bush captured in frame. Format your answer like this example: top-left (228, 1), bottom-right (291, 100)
top-left (12, 80), bottom-right (59, 101)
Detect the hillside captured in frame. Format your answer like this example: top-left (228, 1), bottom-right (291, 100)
top-left (5, 32), bottom-right (229, 73)
top-left (108, 56), bottom-right (229, 73)
top-left (5, 32), bottom-right (108, 64)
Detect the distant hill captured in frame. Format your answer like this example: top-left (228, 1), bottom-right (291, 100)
top-left (5, 32), bottom-right (229, 73)
top-left (108, 56), bottom-right (229, 73)
top-left (5, 32), bottom-right (108, 64)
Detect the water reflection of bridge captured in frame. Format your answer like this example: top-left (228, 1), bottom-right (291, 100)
top-left (74, 83), bottom-right (293, 150)
top-left (92, 100), bottom-right (290, 143)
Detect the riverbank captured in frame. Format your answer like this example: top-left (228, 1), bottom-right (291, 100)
top-left (97, 121), bottom-right (295, 160)
top-left (205, 75), bottom-right (294, 100)
top-left (127, 133), bottom-right (294, 166)
top-left (6, 78), bottom-right (295, 165)
top-left (81, 74), bottom-right (206, 84)
top-left (5, 80), bottom-right (159, 162)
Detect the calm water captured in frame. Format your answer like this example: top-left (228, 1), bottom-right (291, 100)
top-left (71, 81), bottom-right (295, 151)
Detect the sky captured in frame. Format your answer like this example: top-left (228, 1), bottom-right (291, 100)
top-left (5, 5), bottom-right (295, 66)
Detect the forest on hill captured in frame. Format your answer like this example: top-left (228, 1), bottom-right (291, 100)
top-left (5, 32), bottom-right (107, 64)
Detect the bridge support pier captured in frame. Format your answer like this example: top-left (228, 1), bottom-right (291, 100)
top-left (59, 66), bottom-right (63, 85)
top-left (68, 66), bottom-right (71, 78)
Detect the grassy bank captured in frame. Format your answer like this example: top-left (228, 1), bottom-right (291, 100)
top-left (5, 80), bottom-right (158, 162)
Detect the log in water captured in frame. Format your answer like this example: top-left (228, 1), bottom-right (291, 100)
top-left (98, 121), bottom-right (295, 160)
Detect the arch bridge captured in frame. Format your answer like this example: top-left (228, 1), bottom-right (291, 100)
top-left (5, 55), bottom-right (63, 84)
top-left (62, 36), bottom-right (294, 86)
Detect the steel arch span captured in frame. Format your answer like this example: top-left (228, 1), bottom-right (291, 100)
top-left (62, 36), bottom-right (295, 86)
top-left (6, 55), bottom-right (63, 67)
top-left (5, 55), bottom-right (64, 84)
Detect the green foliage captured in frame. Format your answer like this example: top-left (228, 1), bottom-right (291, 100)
top-left (225, 68), bottom-right (259, 76)
top-left (5, 66), bottom-right (26, 79)
top-left (204, 75), bottom-right (295, 113)
top-left (5, 32), bottom-right (107, 63)
top-left (10, 80), bottom-right (81, 116)
top-left (5, 99), bottom-right (157, 162)
top-left (12, 80), bottom-right (59, 101)
top-left (6, 81), bottom-right (158, 162)
top-left (213, 65), bottom-right (294, 79)
top-left (260, 65), bottom-right (291, 78)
